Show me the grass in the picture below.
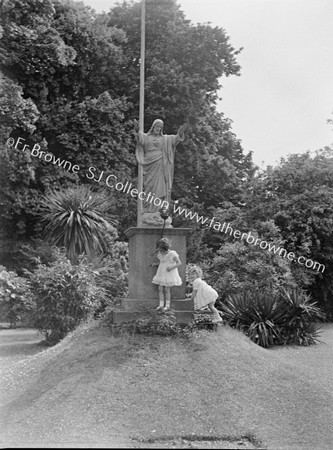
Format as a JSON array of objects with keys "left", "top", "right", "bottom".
[{"left": 1, "top": 321, "right": 333, "bottom": 449}]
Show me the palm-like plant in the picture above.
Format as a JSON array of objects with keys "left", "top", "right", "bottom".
[
  {"left": 222, "top": 287, "right": 325, "bottom": 348},
  {"left": 279, "top": 288, "right": 325, "bottom": 345},
  {"left": 40, "top": 186, "right": 117, "bottom": 263},
  {"left": 222, "top": 290, "right": 288, "bottom": 348}
]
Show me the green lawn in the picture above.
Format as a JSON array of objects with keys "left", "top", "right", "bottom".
[{"left": 1, "top": 321, "right": 332, "bottom": 449}]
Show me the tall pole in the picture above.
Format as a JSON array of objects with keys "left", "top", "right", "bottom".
[{"left": 137, "top": 0, "right": 145, "bottom": 226}]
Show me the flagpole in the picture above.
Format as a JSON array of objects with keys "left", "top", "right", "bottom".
[{"left": 137, "top": 0, "right": 145, "bottom": 226}]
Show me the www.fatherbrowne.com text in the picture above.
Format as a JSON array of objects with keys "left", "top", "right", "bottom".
[
  {"left": 6, "top": 136, "right": 325, "bottom": 273},
  {"left": 172, "top": 204, "right": 325, "bottom": 273}
]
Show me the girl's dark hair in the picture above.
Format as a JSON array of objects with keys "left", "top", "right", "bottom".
[{"left": 157, "top": 237, "right": 171, "bottom": 251}]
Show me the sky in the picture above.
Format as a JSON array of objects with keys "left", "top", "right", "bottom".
[{"left": 82, "top": 0, "right": 333, "bottom": 167}]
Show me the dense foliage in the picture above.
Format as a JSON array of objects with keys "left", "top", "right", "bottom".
[
  {"left": 27, "top": 249, "right": 106, "bottom": 344},
  {"left": 181, "top": 149, "right": 333, "bottom": 316},
  {"left": 222, "top": 288, "right": 324, "bottom": 348},
  {"left": 0, "top": 0, "right": 253, "bottom": 242},
  {"left": 242, "top": 149, "right": 333, "bottom": 317},
  {"left": 204, "top": 228, "right": 297, "bottom": 302},
  {"left": 91, "top": 239, "right": 129, "bottom": 314},
  {"left": 0, "top": 0, "right": 332, "bottom": 329},
  {"left": 0, "top": 266, "right": 35, "bottom": 327},
  {"left": 5, "top": 239, "right": 57, "bottom": 275}
]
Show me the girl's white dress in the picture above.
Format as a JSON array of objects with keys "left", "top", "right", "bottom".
[
  {"left": 152, "top": 250, "right": 182, "bottom": 287},
  {"left": 192, "top": 277, "right": 218, "bottom": 309}
]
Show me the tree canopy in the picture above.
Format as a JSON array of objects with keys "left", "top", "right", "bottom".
[
  {"left": 242, "top": 149, "right": 333, "bottom": 316},
  {"left": 0, "top": 0, "right": 253, "bottom": 239}
]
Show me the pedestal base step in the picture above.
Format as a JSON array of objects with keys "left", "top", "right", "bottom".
[
  {"left": 112, "top": 309, "right": 194, "bottom": 325},
  {"left": 122, "top": 298, "right": 194, "bottom": 311},
  {"left": 195, "top": 322, "right": 220, "bottom": 331},
  {"left": 195, "top": 309, "right": 214, "bottom": 314}
]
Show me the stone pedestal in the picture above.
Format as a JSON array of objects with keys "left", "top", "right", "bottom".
[
  {"left": 112, "top": 227, "right": 193, "bottom": 325},
  {"left": 124, "top": 227, "right": 190, "bottom": 310}
]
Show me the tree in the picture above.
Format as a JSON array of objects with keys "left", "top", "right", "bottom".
[
  {"left": 0, "top": 74, "right": 40, "bottom": 239},
  {"left": 1, "top": 0, "right": 254, "bottom": 246},
  {"left": 0, "top": 0, "right": 134, "bottom": 238},
  {"left": 243, "top": 149, "right": 333, "bottom": 316},
  {"left": 0, "top": 74, "right": 39, "bottom": 140},
  {"left": 107, "top": 0, "right": 253, "bottom": 211}
]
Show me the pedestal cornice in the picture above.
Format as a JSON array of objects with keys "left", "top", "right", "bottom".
[{"left": 125, "top": 227, "right": 192, "bottom": 238}]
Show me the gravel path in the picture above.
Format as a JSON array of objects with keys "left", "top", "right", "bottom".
[{"left": 0, "top": 327, "right": 44, "bottom": 363}]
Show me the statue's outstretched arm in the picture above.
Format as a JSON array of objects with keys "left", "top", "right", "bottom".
[{"left": 178, "top": 124, "right": 185, "bottom": 140}]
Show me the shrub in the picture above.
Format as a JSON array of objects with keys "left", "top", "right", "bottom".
[
  {"left": 221, "top": 290, "right": 286, "bottom": 348},
  {"left": 28, "top": 249, "right": 106, "bottom": 344},
  {"left": 204, "top": 241, "right": 298, "bottom": 302},
  {"left": 13, "top": 239, "right": 57, "bottom": 275},
  {"left": 222, "top": 288, "right": 325, "bottom": 348},
  {"left": 0, "top": 238, "right": 56, "bottom": 275},
  {"left": 90, "top": 241, "right": 129, "bottom": 314},
  {"left": 0, "top": 266, "right": 35, "bottom": 327},
  {"left": 279, "top": 288, "right": 325, "bottom": 345}
]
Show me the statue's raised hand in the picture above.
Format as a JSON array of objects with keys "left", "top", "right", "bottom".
[
  {"left": 134, "top": 119, "right": 140, "bottom": 133},
  {"left": 178, "top": 124, "right": 186, "bottom": 140}
]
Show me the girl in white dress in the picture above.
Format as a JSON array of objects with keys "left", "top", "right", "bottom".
[
  {"left": 152, "top": 238, "right": 182, "bottom": 311},
  {"left": 190, "top": 266, "right": 222, "bottom": 323}
]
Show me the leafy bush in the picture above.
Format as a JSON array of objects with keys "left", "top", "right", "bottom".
[
  {"left": 28, "top": 249, "right": 106, "bottom": 344},
  {"left": 221, "top": 288, "right": 325, "bottom": 348},
  {"left": 204, "top": 240, "right": 298, "bottom": 302},
  {"left": 10, "top": 239, "right": 57, "bottom": 275},
  {"left": 91, "top": 241, "right": 129, "bottom": 313},
  {"left": 0, "top": 266, "right": 35, "bottom": 327}
]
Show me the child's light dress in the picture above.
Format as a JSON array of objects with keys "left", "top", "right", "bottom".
[
  {"left": 152, "top": 250, "right": 182, "bottom": 287},
  {"left": 192, "top": 277, "right": 218, "bottom": 310}
]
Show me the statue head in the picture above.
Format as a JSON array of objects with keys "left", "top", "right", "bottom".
[{"left": 148, "top": 119, "right": 164, "bottom": 136}]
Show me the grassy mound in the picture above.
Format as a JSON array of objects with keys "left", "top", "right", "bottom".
[{"left": 1, "top": 321, "right": 332, "bottom": 449}]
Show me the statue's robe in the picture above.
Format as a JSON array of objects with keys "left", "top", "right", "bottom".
[{"left": 136, "top": 131, "right": 183, "bottom": 213}]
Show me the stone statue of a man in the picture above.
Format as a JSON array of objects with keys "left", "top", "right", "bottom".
[{"left": 134, "top": 118, "right": 185, "bottom": 226}]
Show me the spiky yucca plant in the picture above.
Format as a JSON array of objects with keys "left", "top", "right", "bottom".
[
  {"left": 222, "top": 288, "right": 325, "bottom": 348},
  {"left": 280, "top": 288, "right": 325, "bottom": 345},
  {"left": 40, "top": 186, "right": 117, "bottom": 263},
  {"left": 222, "top": 290, "right": 288, "bottom": 348}
]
